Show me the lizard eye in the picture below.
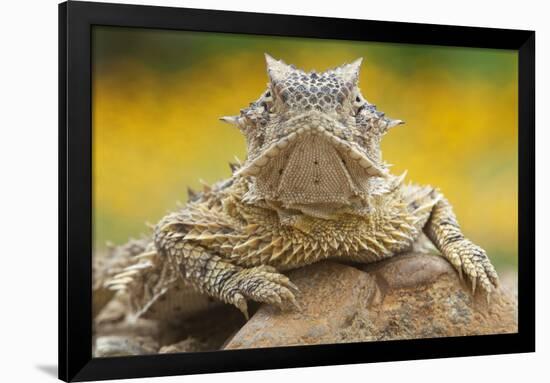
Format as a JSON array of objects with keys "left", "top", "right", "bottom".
[
  {"left": 261, "top": 89, "right": 275, "bottom": 111},
  {"left": 352, "top": 92, "right": 367, "bottom": 115}
]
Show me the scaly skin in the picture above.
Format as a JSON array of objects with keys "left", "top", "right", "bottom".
[{"left": 98, "top": 55, "right": 499, "bottom": 321}]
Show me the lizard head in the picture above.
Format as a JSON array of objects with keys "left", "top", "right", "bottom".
[{"left": 221, "top": 54, "right": 402, "bottom": 218}]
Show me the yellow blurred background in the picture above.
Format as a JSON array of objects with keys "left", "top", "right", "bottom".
[{"left": 92, "top": 27, "right": 518, "bottom": 270}]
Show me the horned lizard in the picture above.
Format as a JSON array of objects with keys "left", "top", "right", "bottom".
[{"left": 95, "top": 54, "right": 499, "bottom": 326}]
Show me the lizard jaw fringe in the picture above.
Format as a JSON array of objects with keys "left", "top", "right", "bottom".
[{"left": 235, "top": 112, "right": 387, "bottom": 180}]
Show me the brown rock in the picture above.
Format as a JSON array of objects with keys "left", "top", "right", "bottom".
[
  {"left": 224, "top": 253, "right": 517, "bottom": 349},
  {"left": 225, "top": 261, "right": 378, "bottom": 349}
]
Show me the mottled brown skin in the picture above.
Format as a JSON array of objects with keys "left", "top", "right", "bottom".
[{"left": 99, "top": 55, "right": 499, "bottom": 321}]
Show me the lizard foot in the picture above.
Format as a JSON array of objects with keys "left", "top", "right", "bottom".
[
  {"left": 442, "top": 239, "right": 499, "bottom": 300},
  {"left": 225, "top": 265, "right": 300, "bottom": 319}
]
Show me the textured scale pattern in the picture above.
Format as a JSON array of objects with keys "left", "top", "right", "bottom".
[{"left": 95, "top": 54, "right": 499, "bottom": 322}]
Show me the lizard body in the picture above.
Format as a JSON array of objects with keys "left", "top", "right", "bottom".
[{"left": 97, "top": 55, "right": 498, "bottom": 322}]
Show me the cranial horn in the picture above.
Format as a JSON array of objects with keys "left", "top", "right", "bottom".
[
  {"left": 378, "top": 118, "right": 404, "bottom": 134},
  {"left": 265, "top": 53, "right": 294, "bottom": 84},
  {"left": 335, "top": 57, "right": 363, "bottom": 85},
  {"left": 219, "top": 115, "right": 240, "bottom": 125},
  {"left": 388, "top": 119, "right": 404, "bottom": 129}
]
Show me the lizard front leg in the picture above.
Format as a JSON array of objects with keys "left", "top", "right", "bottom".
[
  {"left": 154, "top": 215, "right": 299, "bottom": 318},
  {"left": 421, "top": 192, "right": 499, "bottom": 296}
]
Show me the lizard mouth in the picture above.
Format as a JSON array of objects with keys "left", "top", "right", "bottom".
[
  {"left": 235, "top": 114, "right": 386, "bottom": 179},
  {"left": 235, "top": 113, "right": 387, "bottom": 208}
]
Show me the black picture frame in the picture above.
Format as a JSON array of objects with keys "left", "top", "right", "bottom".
[{"left": 58, "top": 1, "right": 535, "bottom": 381}]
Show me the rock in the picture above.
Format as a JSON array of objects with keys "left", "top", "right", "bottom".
[
  {"left": 95, "top": 335, "right": 159, "bottom": 357},
  {"left": 93, "top": 294, "right": 161, "bottom": 357},
  {"left": 500, "top": 270, "right": 518, "bottom": 299},
  {"left": 358, "top": 253, "right": 517, "bottom": 340},
  {"left": 158, "top": 305, "right": 247, "bottom": 352},
  {"left": 93, "top": 293, "right": 246, "bottom": 356},
  {"left": 159, "top": 337, "right": 213, "bottom": 353},
  {"left": 225, "top": 261, "right": 377, "bottom": 348},
  {"left": 224, "top": 253, "right": 517, "bottom": 349}
]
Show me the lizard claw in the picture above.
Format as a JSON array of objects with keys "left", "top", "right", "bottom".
[
  {"left": 233, "top": 293, "right": 249, "bottom": 320},
  {"left": 285, "top": 280, "right": 300, "bottom": 294},
  {"left": 226, "top": 266, "right": 299, "bottom": 315},
  {"left": 287, "top": 294, "right": 301, "bottom": 311},
  {"left": 442, "top": 239, "right": 499, "bottom": 298}
]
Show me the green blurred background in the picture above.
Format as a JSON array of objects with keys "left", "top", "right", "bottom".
[{"left": 92, "top": 27, "right": 518, "bottom": 271}]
